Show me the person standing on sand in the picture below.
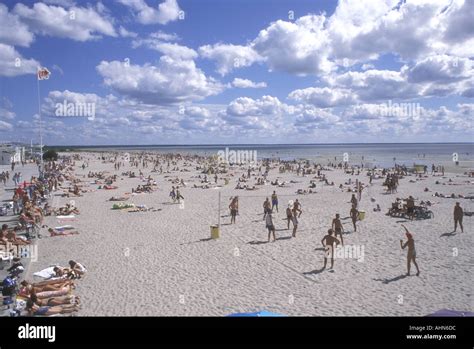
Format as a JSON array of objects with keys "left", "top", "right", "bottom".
[
  {"left": 453, "top": 202, "right": 464, "bottom": 233},
  {"left": 229, "top": 197, "right": 238, "bottom": 224},
  {"left": 265, "top": 211, "right": 276, "bottom": 242},
  {"left": 400, "top": 225, "right": 420, "bottom": 276},
  {"left": 332, "top": 213, "right": 344, "bottom": 245},
  {"left": 271, "top": 191, "right": 278, "bottom": 212},
  {"left": 351, "top": 194, "right": 358, "bottom": 208},
  {"left": 293, "top": 199, "right": 302, "bottom": 217},
  {"left": 321, "top": 229, "right": 340, "bottom": 270},
  {"left": 263, "top": 198, "right": 271, "bottom": 220},
  {"left": 406, "top": 196, "right": 415, "bottom": 220},
  {"left": 350, "top": 205, "right": 359, "bottom": 232},
  {"left": 286, "top": 205, "right": 293, "bottom": 230},
  {"left": 169, "top": 186, "right": 176, "bottom": 202},
  {"left": 291, "top": 212, "right": 298, "bottom": 237}
]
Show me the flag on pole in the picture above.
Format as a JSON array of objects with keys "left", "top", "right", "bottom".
[{"left": 37, "top": 67, "right": 51, "bottom": 80}]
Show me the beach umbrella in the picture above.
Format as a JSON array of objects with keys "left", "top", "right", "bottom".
[
  {"left": 227, "top": 310, "right": 285, "bottom": 317},
  {"left": 426, "top": 309, "right": 474, "bottom": 317}
]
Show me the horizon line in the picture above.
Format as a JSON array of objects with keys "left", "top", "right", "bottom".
[{"left": 41, "top": 142, "right": 474, "bottom": 148}]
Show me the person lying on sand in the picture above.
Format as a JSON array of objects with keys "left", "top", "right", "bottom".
[
  {"left": 109, "top": 196, "right": 129, "bottom": 201},
  {"left": 19, "top": 281, "right": 75, "bottom": 299},
  {"left": 48, "top": 228, "right": 79, "bottom": 237},
  {"left": 26, "top": 298, "right": 80, "bottom": 316},
  {"left": 29, "top": 291, "right": 80, "bottom": 307}
]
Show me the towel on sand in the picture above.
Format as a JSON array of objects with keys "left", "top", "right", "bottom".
[{"left": 33, "top": 266, "right": 60, "bottom": 279}]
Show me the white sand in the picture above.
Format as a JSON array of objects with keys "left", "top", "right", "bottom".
[{"left": 27, "top": 153, "right": 473, "bottom": 316}]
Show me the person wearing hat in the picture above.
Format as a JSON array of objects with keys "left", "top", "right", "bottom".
[
  {"left": 453, "top": 202, "right": 464, "bottom": 233},
  {"left": 400, "top": 225, "right": 420, "bottom": 276}
]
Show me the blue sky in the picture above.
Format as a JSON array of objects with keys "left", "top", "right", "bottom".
[{"left": 0, "top": 0, "right": 473, "bottom": 145}]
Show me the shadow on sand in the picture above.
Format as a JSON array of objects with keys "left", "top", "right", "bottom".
[
  {"left": 440, "top": 231, "right": 457, "bottom": 237},
  {"left": 373, "top": 274, "right": 407, "bottom": 284},
  {"left": 303, "top": 267, "right": 326, "bottom": 276}
]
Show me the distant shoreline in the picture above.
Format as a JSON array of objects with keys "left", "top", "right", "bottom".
[{"left": 45, "top": 142, "right": 474, "bottom": 149}]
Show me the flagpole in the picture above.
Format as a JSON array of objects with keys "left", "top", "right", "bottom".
[{"left": 36, "top": 70, "right": 43, "bottom": 171}]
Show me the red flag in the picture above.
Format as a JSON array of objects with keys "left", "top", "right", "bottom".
[{"left": 37, "top": 67, "right": 51, "bottom": 80}]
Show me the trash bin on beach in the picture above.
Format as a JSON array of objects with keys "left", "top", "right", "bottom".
[
  {"left": 211, "top": 225, "right": 220, "bottom": 239},
  {"left": 358, "top": 211, "right": 366, "bottom": 221}
]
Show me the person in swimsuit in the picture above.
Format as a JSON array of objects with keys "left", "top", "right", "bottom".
[
  {"left": 69, "top": 260, "right": 87, "bottom": 278},
  {"left": 350, "top": 205, "right": 359, "bottom": 232},
  {"left": 453, "top": 202, "right": 464, "bottom": 233},
  {"left": 351, "top": 194, "right": 358, "bottom": 208},
  {"left": 265, "top": 211, "right": 276, "bottom": 242},
  {"left": 286, "top": 205, "right": 293, "bottom": 230},
  {"left": 263, "top": 198, "right": 271, "bottom": 220},
  {"left": 406, "top": 196, "right": 415, "bottom": 220},
  {"left": 332, "top": 214, "right": 344, "bottom": 245},
  {"left": 293, "top": 199, "right": 302, "bottom": 217},
  {"left": 26, "top": 299, "right": 80, "bottom": 316},
  {"left": 229, "top": 197, "right": 238, "bottom": 224},
  {"left": 271, "top": 191, "right": 278, "bottom": 212},
  {"left": 291, "top": 214, "right": 298, "bottom": 238},
  {"left": 321, "top": 229, "right": 340, "bottom": 269},
  {"left": 400, "top": 225, "right": 420, "bottom": 276},
  {"left": 48, "top": 228, "right": 79, "bottom": 237},
  {"left": 30, "top": 290, "right": 80, "bottom": 307}
]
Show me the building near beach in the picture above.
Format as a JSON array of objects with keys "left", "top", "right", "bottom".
[{"left": 0, "top": 144, "right": 24, "bottom": 165}]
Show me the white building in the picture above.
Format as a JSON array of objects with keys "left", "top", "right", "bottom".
[{"left": 0, "top": 145, "right": 23, "bottom": 165}]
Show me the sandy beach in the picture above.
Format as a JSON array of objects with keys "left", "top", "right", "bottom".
[{"left": 22, "top": 151, "right": 473, "bottom": 316}]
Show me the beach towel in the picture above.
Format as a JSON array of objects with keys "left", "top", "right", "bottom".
[
  {"left": 54, "top": 225, "right": 75, "bottom": 231},
  {"left": 56, "top": 215, "right": 76, "bottom": 221},
  {"left": 112, "top": 203, "right": 135, "bottom": 210},
  {"left": 33, "top": 266, "right": 60, "bottom": 279}
]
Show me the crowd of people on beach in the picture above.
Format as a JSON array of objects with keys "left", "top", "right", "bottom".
[{"left": 2, "top": 148, "right": 470, "bottom": 316}]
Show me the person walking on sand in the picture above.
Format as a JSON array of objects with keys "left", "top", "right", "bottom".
[
  {"left": 265, "top": 211, "right": 276, "bottom": 242},
  {"left": 400, "top": 225, "right": 420, "bottom": 276},
  {"left": 453, "top": 202, "right": 464, "bottom": 233},
  {"left": 271, "top": 191, "right": 278, "bottom": 212},
  {"left": 350, "top": 204, "right": 359, "bottom": 232},
  {"left": 332, "top": 213, "right": 344, "bottom": 245},
  {"left": 321, "top": 229, "right": 340, "bottom": 270}
]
